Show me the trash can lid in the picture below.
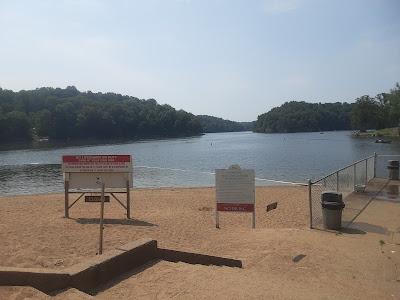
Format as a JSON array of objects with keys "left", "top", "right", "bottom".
[
  {"left": 387, "top": 165, "right": 399, "bottom": 169},
  {"left": 321, "top": 201, "right": 345, "bottom": 210},
  {"left": 388, "top": 160, "right": 400, "bottom": 167},
  {"left": 321, "top": 191, "right": 343, "bottom": 203}
]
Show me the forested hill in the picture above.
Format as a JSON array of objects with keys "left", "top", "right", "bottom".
[
  {"left": 196, "top": 115, "right": 254, "bottom": 133},
  {"left": 351, "top": 83, "right": 400, "bottom": 131},
  {"left": 254, "top": 101, "right": 354, "bottom": 133},
  {"left": 254, "top": 83, "right": 400, "bottom": 133},
  {"left": 0, "top": 86, "right": 202, "bottom": 142}
]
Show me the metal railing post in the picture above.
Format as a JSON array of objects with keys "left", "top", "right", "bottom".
[
  {"left": 64, "top": 180, "right": 69, "bottom": 218},
  {"left": 373, "top": 152, "right": 377, "bottom": 178},
  {"left": 353, "top": 164, "right": 356, "bottom": 190},
  {"left": 336, "top": 171, "right": 339, "bottom": 192},
  {"left": 126, "top": 180, "right": 131, "bottom": 219},
  {"left": 365, "top": 159, "right": 368, "bottom": 185},
  {"left": 308, "top": 179, "right": 313, "bottom": 229}
]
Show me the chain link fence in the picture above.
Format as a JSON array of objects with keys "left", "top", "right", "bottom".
[{"left": 308, "top": 154, "right": 376, "bottom": 229}]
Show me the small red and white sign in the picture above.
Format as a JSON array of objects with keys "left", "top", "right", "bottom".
[
  {"left": 216, "top": 203, "right": 254, "bottom": 212},
  {"left": 215, "top": 165, "right": 255, "bottom": 212},
  {"left": 62, "top": 155, "right": 132, "bottom": 173}
]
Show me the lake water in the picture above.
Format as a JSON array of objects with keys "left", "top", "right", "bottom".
[{"left": 0, "top": 131, "right": 399, "bottom": 195}]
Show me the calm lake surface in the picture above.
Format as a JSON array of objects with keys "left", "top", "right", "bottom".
[{"left": 0, "top": 131, "right": 399, "bottom": 195}]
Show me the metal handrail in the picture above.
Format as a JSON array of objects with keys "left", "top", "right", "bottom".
[{"left": 311, "top": 154, "right": 375, "bottom": 184}]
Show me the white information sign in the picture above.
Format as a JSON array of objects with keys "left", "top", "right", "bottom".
[
  {"left": 216, "top": 166, "right": 255, "bottom": 212},
  {"left": 215, "top": 165, "right": 256, "bottom": 228}
]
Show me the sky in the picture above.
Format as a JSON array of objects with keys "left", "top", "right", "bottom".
[{"left": 0, "top": 0, "right": 399, "bottom": 121}]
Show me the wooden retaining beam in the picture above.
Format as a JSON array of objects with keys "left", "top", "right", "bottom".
[
  {"left": 69, "top": 239, "right": 158, "bottom": 293},
  {"left": 0, "top": 267, "right": 69, "bottom": 293},
  {"left": 158, "top": 248, "right": 243, "bottom": 268}
]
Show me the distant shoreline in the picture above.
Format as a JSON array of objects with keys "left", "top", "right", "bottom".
[
  {"left": 352, "top": 127, "right": 400, "bottom": 139},
  {"left": 0, "top": 133, "right": 206, "bottom": 151}
]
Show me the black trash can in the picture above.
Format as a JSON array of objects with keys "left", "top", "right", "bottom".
[
  {"left": 321, "top": 192, "right": 345, "bottom": 230},
  {"left": 387, "top": 160, "right": 399, "bottom": 180}
]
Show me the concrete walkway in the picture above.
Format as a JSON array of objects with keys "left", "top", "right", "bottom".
[
  {"left": 345, "top": 178, "right": 400, "bottom": 238},
  {"left": 346, "top": 178, "right": 400, "bottom": 284}
]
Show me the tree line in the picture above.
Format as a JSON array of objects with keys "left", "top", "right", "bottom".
[
  {"left": 254, "top": 83, "right": 400, "bottom": 133},
  {"left": 196, "top": 115, "right": 254, "bottom": 133},
  {"left": 254, "top": 102, "right": 353, "bottom": 133},
  {"left": 351, "top": 83, "right": 400, "bottom": 131},
  {"left": 2, "top": 83, "right": 399, "bottom": 143},
  {"left": 0, "top": 86, "right": 202, "bottom": 142}
]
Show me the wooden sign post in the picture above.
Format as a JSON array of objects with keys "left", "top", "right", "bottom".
[
  {"left": 99, "top": 181, "right": 105, "bottom": 255},
  {"left": 215, "top": 165, "right": 256, "bottom": 228}
]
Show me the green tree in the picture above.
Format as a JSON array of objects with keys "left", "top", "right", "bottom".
[
  {"left": 351, "top": 96, "right": 383, "bottom": 131},
  {"left": 0, "top": 111, "right": 32, "bottom": 141},
  {"left": 32, "top": 109, "right": 52, "bottom": 137}
]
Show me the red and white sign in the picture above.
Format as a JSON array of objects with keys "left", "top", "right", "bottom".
[
  {"left": 215, "top": 166, "right": 255, "bottom": 212},
  {"left": 216, "top": 203, "right": 254, "bottom": 212},
  {"left": 62, "top": 155, "right": 133, "bottom": 189},
  {"left": 62, "top": 155, "right": 132, "bottom": 173}
]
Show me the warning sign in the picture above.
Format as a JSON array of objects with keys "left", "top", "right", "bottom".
[{"left": 62, "top": 155, "right": 132, "bottom": 173}]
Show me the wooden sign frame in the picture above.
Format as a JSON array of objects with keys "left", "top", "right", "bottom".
[{"left": 62, "top": 155, "right": 133, "bottom": 219}]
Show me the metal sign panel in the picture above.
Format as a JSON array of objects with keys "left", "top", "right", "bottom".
[
  {"left": 62, "top": 155, "right": 132, "bottom": 173},
  {"left": 215, "top": 166, "right": 255, "bottom": 212}
]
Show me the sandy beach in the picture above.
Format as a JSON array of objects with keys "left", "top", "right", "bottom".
[{"left": 0, "top": 186, "right": 399, "bottom": 299}]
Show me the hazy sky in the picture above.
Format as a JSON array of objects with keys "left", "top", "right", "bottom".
[{"left": 0, "top": 0, "right": 399, "bottom": 121}]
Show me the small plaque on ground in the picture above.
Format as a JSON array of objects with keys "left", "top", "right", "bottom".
[
  {"left": 85, "top": 195, "right": 110, "bottom": 202},
  {"left": 266, "top": 202, "right": 278, "bottom": 212}
]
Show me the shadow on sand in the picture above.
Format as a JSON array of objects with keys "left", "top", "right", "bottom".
[
  {"left": 74, "top": 218, "right": 157, "bottom": 227},
  {"left": 339, "top": 227, "right": 366, "bottom": 235},
  {"left": 347, "top": 222, "right": 388, "bottom": 235}
]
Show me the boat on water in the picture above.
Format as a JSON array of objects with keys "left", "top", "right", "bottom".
[{"left": 375, "top": 139, "right": 392, "bottom": 144}]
